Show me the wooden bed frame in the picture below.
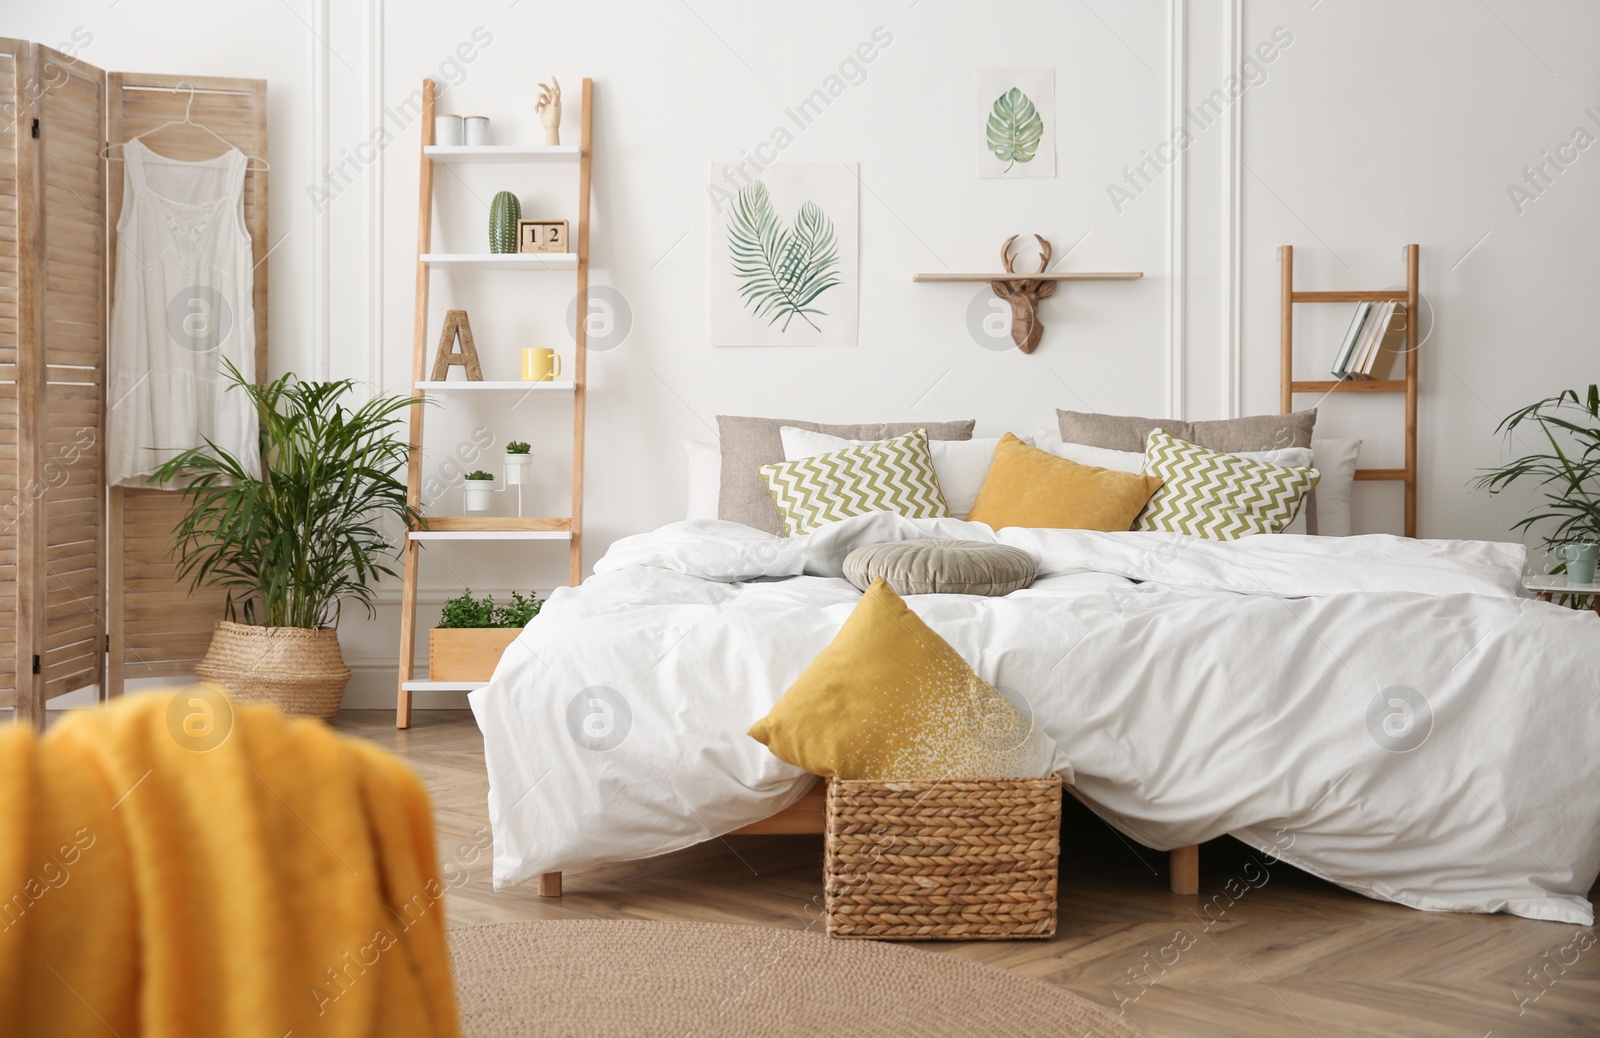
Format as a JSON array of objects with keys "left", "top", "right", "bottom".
[
  {"left": 531, "top": 243, "right": 1421, "bottom": 901},
  {"left": 532, "top": 782, "right": 1201, "bottom": 897}
]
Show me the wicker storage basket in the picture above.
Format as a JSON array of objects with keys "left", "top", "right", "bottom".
[
  {"left": 194, "top": 621, "right": 352, "bottom": 719},
  {"left": 824, "top": 777, "right": 1061, "bottom": 941}
]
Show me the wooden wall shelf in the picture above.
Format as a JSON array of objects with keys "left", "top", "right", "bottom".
[{"left": 912, "top": 271, "right": 1143, "bottom": 282}]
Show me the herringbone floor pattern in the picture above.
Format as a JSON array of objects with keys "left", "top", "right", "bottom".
[{"left": 335, "top": 710, "right": 1600, "bottom": 1038}]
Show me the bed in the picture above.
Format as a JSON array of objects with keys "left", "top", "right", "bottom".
[{"left": 470, "top": 511, "right": 1600, "bottom": 925}]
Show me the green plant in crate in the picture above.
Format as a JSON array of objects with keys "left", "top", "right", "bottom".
[
  {"left": 489, "top": 191, "right": 521, "bottom": 254},
  {"left": 438, "top": 589, "right": 542, "bottom": 629},
  {"left": 1474, "top": 385, "right": 1600, "bottom": 550}
]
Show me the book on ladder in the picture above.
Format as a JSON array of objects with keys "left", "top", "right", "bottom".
[
  {"left": 394, "top": 77, "right": 594, "bottom": 730},
  {"left": 1330, "top": 299, "right": 1408, "bottom": 381}
]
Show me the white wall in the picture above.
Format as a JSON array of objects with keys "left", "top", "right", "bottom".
[{"left": 11, "top": 2, "right": 1598, "bottom": 708}]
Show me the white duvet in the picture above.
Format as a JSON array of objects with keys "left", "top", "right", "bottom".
[{"left": 470, "top": 514, "right": 1600, "bottom": 924}]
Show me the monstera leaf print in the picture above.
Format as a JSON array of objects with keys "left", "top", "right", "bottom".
[
  {"left": 986, "top": 87, "right": 1044, "bottom": 172},
  {"left": 727, "top": 182, "right": 841, "bottom": 333}
]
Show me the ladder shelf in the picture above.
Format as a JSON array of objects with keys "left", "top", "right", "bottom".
[
  {"left": 1279, "top": 243, "right": 1420, "bottom": 537},
  {"left": 395, "top": 77, "right": 593, "bottom": 728}
]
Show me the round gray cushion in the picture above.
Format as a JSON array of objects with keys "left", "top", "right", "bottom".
[{"left": 843, "top": 539, "right": 1037, "bottom": 597}]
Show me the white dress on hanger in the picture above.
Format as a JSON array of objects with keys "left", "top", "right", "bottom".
[{"left": 108, "top": 138, "right": 258, "bottom": 487}]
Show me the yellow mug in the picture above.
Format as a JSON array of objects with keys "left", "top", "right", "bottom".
[{"left": 521, "top": 347, "right": 562, "bottom": 382}]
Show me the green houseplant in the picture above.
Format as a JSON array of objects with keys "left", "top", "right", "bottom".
[
  {"left": 430, "top": 589, "right": 542, "bottom": 682},
  {"left": 152, "top": 362, "right": 421, "bottom": 718},
  {"left": 504, "top": 439, "right": 532, "bottom": 485},
  {"left": 463, "top": 469, "right": 495, "bottom": 512},
  {"left": 1474, "top": 384, "right": 1600, "bottom": 575}
]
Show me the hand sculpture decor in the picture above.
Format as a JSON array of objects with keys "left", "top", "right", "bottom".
[{"left": 536, "top": 77, "right": 561, "bottom": 145}]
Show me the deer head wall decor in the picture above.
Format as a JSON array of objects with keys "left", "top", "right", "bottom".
[{"left": 989, "top": 234, "right": 1057, "bottom": 353}]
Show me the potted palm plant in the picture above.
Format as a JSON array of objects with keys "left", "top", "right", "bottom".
[
  {"left": 152, "top": 362, "right": 421, "bottom": 718},
  {"left": 430, "top": 589, "right": 541, "bottom": 682},
  {"left": 1475, "top": 384, "right": 1600, "bottom": 579}
]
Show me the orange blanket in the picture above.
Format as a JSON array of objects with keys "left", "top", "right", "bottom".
[{"left": 0, "top": 689, "right": 460, "bottom": 1038}]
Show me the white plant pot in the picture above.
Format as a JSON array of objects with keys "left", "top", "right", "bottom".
[
  {"left": 504, "top": 453, "right": 531, "bottom": 485},
  {"left": 464, "top": 481, "right": 494, "bottom": 512}
]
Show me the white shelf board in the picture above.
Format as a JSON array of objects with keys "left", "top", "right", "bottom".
[
  {"left": 401, "top": 679, "right": 488, "bottom": 692},
  {"left": 424, "top": 144, "right": 579, "bottom": 163},
  {"left": 1524, "top": 576, "right": 1600, "bottom": 594},
  {"left": 421, "top": 253, "right": 578, "bottom": 270},
  {"left": 415, "top": 380, "right": 575, "bottom": 392},
  {"left": 409, "top": 530, "right": 572, "bottom": 542}
]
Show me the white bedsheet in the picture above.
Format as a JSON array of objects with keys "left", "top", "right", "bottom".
[{"left": 470, "top": 514, "right": 1600, "bottom": 923}]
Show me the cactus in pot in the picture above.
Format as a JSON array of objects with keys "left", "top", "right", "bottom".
[{"left": 489, "top": 191, "right": 521, "bottom": 254}]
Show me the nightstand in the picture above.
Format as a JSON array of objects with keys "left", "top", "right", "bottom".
[{"left": 1524, "top": 575, "right": 1600, "bottom": 615}]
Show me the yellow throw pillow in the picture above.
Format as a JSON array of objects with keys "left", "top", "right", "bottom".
[
  {"left": 966, "top": 433, "right": 1162, "bottom": 531},
  {"left": 748, "top": 578, "right": 1058, "bottom": 780}
]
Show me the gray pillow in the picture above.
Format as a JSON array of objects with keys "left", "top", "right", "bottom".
[
  {"left": 1056, "top": 409, "right": 1317, "bottom": 453},
  {"left": 843, "top": 539, "right": 1037, "bottom": 597},
  {"left": 716, "top": 416, "right": 976, "bottom": 534},
  {"left": 1056, "top": 407, "right": 1321, "bottom": 532}
]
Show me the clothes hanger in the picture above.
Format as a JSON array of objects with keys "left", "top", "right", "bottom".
[{"left": 100, "top": 81, "right": 270, "bottom": 171}]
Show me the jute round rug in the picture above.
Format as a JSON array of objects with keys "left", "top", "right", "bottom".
[{"left": 450, "top": 920, "right": 1142, "bottom": 1038}]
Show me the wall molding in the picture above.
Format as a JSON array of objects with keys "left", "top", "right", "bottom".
[
  {"left": 367, "top": 0, "right": 385, "bottom": 391},
  {"left": 1221, "top": 0, "right": 1242, "bottom": 417},
  {"left": 311, "top": 0, "right": 331, "bottom": 379},
  {"left": 1166, "top": 0, "right": 1188, "bottom": 420}
]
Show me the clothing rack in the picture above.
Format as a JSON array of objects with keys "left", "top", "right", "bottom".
[{"left": 1279, "top": 244, "right": 1421, "bottom": 537}]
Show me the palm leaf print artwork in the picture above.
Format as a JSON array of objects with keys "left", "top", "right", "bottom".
[
  {"left": 986, "top": 87, "right": 1044, "bottom": 172},
  {"left": 727, "top": 182, "right": 841, "bottom": 333}
]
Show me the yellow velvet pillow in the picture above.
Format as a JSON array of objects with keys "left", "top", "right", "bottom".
[
  {"left": 965, "top": 433, "right": 1161, "bottom": 531},
  {"left": 748, "top": 578, "right": 1058, "bottom": 780}
]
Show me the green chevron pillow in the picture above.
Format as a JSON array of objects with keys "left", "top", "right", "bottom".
[
  {"left": 760, "top": 428, "right": 949, "bottom": 536},
  {"left": 1137, "top": 428, "right": 1319, "bottom": 539}
]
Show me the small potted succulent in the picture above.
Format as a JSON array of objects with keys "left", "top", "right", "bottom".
[
  {"left": 463, "top": 469, "right": 495, "bottom": 512},
  {"left": 504, "top": 440, "right": 532, "bottom": 485},
  {"left": 430, "top": 589, "right": 542, "bottom": 682}
]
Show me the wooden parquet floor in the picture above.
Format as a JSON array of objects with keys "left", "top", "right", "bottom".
[{"left": 334, "top": 710, "right": 1600, "bottom": 1038}]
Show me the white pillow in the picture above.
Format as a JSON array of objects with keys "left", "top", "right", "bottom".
[
  {"left": 1308, "top": 438, "right": 1361, "bottom": 537},
  {"left": 1038, "top": 436, "right": 1313, "bottom": 474},
  {"left": 684, "top": 439, "right": 721, "bottom": 521},
  {"left": 1033, "top": 427, "right": 1316, "bottom": 532},
  {"left": 778, "top": 427, "right": 1019, "bottom": 519}
]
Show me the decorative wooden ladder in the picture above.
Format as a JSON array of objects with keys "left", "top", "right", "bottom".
[
  {"left": 395, "top": 77, "right": 592, "bottom": 729},
  {"left": 1279, "top": 244, "right": 1421, "bottom": 536}
]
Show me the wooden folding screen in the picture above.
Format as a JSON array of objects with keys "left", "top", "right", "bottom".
[
  {"left": 0, "top": 41, "right": 110, "bottom": 727},
  {"left": 0, "top": 41, "right": 25, "bottom": 717},
  {"left": 0, "top": 41, "right": 267, "bottom": 724},
  {"left": 104, "top": 74, "right": 268, "bottom": 698}
]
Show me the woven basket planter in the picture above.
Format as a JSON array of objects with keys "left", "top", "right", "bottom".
[
  {"left": 194, "top": 621, "right": 352, "bottom": 719},
  {"left": 824, "top": 778, "right": 1061, "bottom": 941}
]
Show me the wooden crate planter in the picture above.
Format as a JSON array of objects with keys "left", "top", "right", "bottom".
[
  {"left": 428, "top": 628, "right": 520, "bottom": 682},
  {"left": 824, "top": 777, "right": 1061, "bottom": 941}
]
